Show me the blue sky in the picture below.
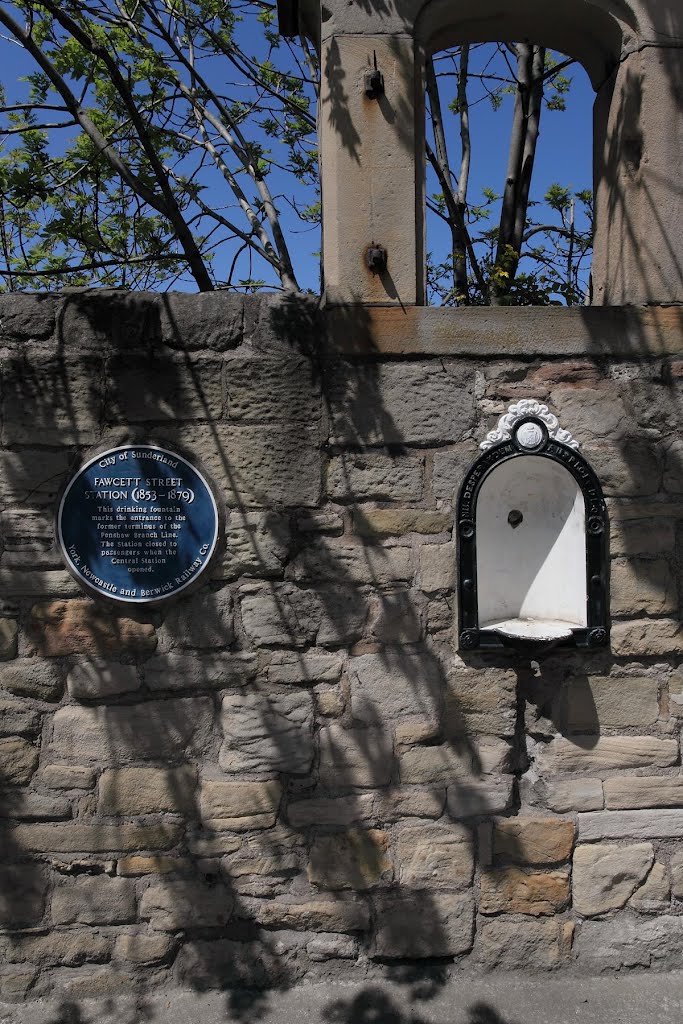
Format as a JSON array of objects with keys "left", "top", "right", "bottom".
[{"left": 0, "top": 7, "right": 595, "bottom": 296}]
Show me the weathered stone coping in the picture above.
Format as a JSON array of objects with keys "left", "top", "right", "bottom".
[{"left": 325, "top": 304, "right": 683, "bottom": 358}]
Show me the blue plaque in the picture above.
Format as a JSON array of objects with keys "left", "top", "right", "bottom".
[{"left": 57, "top": 444, "right": 219, "bottom": 603}]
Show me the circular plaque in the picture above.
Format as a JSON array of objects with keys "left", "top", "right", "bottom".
[
  {"left": 515, "top": 420, "right": 544, "bottom": 450},
  {"left": 57, "top": 444, "right": 219, "bottom": 604}
]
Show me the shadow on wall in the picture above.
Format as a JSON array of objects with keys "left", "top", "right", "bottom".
[{"left": 0, "top": 289, "right": 527, "bottom": 1021}]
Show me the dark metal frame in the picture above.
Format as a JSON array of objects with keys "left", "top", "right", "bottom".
[{"left": 456, "top": 416, "right": 610, "bottom": 652}]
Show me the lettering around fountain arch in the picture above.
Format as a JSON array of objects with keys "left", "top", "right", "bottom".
[{"left": 57, "top": 444, "right": 220, "bottom": 604}]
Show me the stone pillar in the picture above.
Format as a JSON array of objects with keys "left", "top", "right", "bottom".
[
  {"left": 320, "top": 34, "right": 422, "bottom": 305},
  {"left": 592, "top": 42, "right": 683, "bottom": 305}
]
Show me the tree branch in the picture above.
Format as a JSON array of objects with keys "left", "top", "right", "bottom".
[{"left": 36, "top": 0, "right": 214, "bottom": 290}]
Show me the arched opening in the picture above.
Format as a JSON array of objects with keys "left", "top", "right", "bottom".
[
  {"left": 423, "top": 42, "right": 597, "bottom": 306},
  {"left": 415, "top": 0, "right": 632, "bottom": 306},
  {"left": 476, "top": 456, "right": 587, "bottom": 636}
]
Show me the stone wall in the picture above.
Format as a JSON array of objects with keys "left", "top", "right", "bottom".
[{"left": 0, "top": 290, "right": 681, "bottom": 1003}]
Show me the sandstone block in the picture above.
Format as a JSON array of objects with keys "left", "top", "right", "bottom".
[
  {"left": 630, "top": 862, "right": 670, "bottom": 913},
  {"left": 610, "top": 517, "right": 676, "bottom": 557},
  {"left": 573, "top": 843, "right": 654, "bottom": 916},
  {"left": 99, "top": 765, "right": 198, "bottom": 815},
  {"left": 670, "top": 851, "right": 683, "bottom": 899},
  {"left": 0, "top": 931, "right": 110, "bottom": 967},
  {"left": 0, "top": 737, "right": 38, "bottom": 785},
  {"left": 0, "top": 449, "right": 71, "bottom": 507},
  {"left": 308, "top": 829, "right": 392, "bottom": 890},
  {"left": 551, "top": 387, "right": 632, "bottom": 440},
  {"left": 287, "top": 794, "right": 376, "bottom": 828},
  {"left": 354, "top": 508, "right": 452, "bottom": 537},
  {"left": 372, "top": 892, "right": 474, "bottom": 959},
  {"left": 319, "top": 724, "right": 393, "bottom": 788},
  {"left": 0, "top": 569, "right": 79, "bottom": 597},
  {"left": 287, "top": 541, "right": 412, "bottom": 586},
  {"left": 239, "top": 586, "right": 318, "bottom": 646},
  {"left": 0, "top": 791, "right": 71, "bottom": 821},
  {"left": 492, "top": 817, "right": 575, "bottom": 865},
  {"left": 219, "top": 690, "right": 314, "bottom": 775},
  {"left": 36, "top": 764, "right": 95, "bottom": 790},
  {"left": 583, "top": 440, "right": 662, "bottom": 497},
  {"left": 199, "top": 779, "right": 282, "bottom": 828},
  {"left": 3, "top": 354, "right": 102, "bottom": 444},
  {"left": 0, "top": 864, "right": 47, "bottom": 928},
  {"left": 158, "top": 291, "right": 243, "bottom": 350},
  {"left": 553, "top": 675, "right": 659, "bottom": 732},
  {"left": 59, "top": 289, "right": 159, "bottom": 349},
  {"left": 0, "top": 660, "right": 64, "bottom": 701},
  {"left": 67, "top": 660, "right": 140, "bottom": 700},
  {"left": 610, "top": 618, "right": 681, "bottom": 656},
  {"left": 536, "top": 735, "right": 678, "bottom": 773},
  {"left": 315, "top": 686, "right": 344, "bottom": 717},
  {"left": 525, "top": 777, "right": 604, "bottom": 813},
  {"left": 349, "top": 649, "right": 441, "bottom": 725},
  {"left": 118, "top": 855, "right": 191, "bottom": 876},
  {"left": 29, "top": 600, "right": 156, "bottom": 657},
  {"left": 296, "top": 511, "right": 344, "bottom": 535},
  {"left": 419, "top": 544, "right": 456, "bottom": 593},
  {"left": 0, "top": 292, "right": 57, "bottom": 340},
  {"left": 225, "top": 828, "right": 300, "bottom": 871},
  {"left": 326, "top": 361, "right": 476, "bottom": 446},
  {"left": 400, "top": 738, "right": 513, "bottom": 785},
  {"left": 6, "top": 821, "right": 182, "bottom": 853},
  {"left": 307, "top": 934, "right": 358, "bottom": 960},
  {"left": 604, "top": 776, "right": 683, "bottom": 810},
  {"left": 159, "top": 587, "right": 234, "bottom": 648},
  {"left": 576, "top": 915, "right": 683, "bottom": 970},
  {"left": 0, "top": 699, "right": 41, "bottom": 737},
  {"left": 240, "top": 584, "right": 366, "bottom": 648},
  {"left": 579, "top": 809, "right": 683, "bottom": 841},
  {"left": 394, "top": 716, "right": 440, "bottom": 746},
  {"left": 396, "top": 823, "right": 473, "bottom": 888},
  {"left": 480, "top": 867, "right": 570, "bottom": 916},
  {"left": 139, "top": 880, "right": 233, "bottom": 931},
  {"left": 237, "top": 897, "right": 370, "bottom": 933},
  {"left": 52, "top": 876, "right": 136, "bottom": 925},
  {"left": 57, "top": 968, "right": 135, "bottom": 1000},
  {"left": 0, "top": 618, "right": 17, "bottom": 660},
  {"left": 445, "top": 668, "right": 517, "bottom": 738},
  {"left": 374, "top": 786, "right": 447, "bottom": 820},
  {"left": 288, "top": 788, "right": 445, "bottom": 827},
  {"left": 215, "top": 510, "right": 290, "bottom": 580},
  {"left": 114, "top": 933, "right": 175, "bottom": 965},
  {"left": 664, "top": 439, "right": 683, "bottom": 493},
  {"left": 144, "top": 652, "right": 257, "bottom": 692},
  {"left": 0, "top": 969, "right": 38, "bottom": 999},
  {"left": 326, "top": 452, "right": 423, "bottom": 502},
  {"left": 611, "top": 558, "right": 677, "bottom": 616},
  {"left": 204, "top": 422, "right": 321, "bottom": 507},
  {"left": 432, "top": 444, "right": 480, "bottom": 502},
  {"left": 475, "top": 919, "right": 569, "bottom": 970},
  {"left": 667, "top": 667, "right": 683, "bottom": 718},
  {"left": 226, "top": 352, "right": 320, "bottom": 422},
  {"left": 447, "top": 779, "right": 514, "bottom": 818},
  {"left": 107, "top": 353, "right": 223, "bottom": 421},
  {"left": 50, "top": 698, "right": 213, "bottom": 765},
  {"left": 368, "top": 590, "right": 424, "bottom": 644},
  {"left": 174, "top": 937, "right": 285, "bottom": 989},
  {"left": 267, "top": 650, "right": 343, "bottom": 685},
  {"left": 188, "top": 833, "right": 242, "bottom": 857}
]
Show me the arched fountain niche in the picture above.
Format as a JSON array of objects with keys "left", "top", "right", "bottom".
[{"left": 457, "top": 400, "right": 609, "bottom": 653}]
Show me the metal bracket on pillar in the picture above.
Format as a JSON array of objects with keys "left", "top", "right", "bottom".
[{"left": 364, "top": 52, "right": 384, "bottom": 99}]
